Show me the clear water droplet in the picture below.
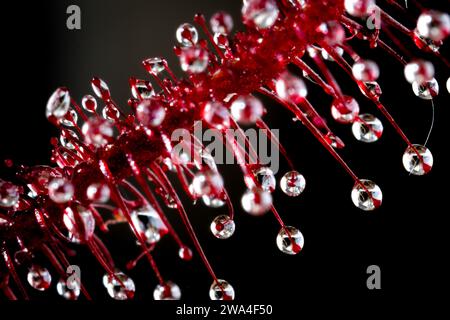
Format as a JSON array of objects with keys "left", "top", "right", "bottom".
[
  {"left": 86, "top": 183, "right": 110, "bottom": 203},
  {"left": 242, "top": 0, "right": 280, "bottom": 29},
  {"left": 63, "top": 205, "right": 96, "bottom": 243},
  {"left": 202, "top": 101, "right": 230, "bottom": 130},
  {"left": 210, "top": 11, "right": 234, "bottom": 34},
  {"left": 276, "top": 226, "right": 304, "bottom": 255},
  {"left": 136, "top": 98, "right": 166, "bottom": 127},
  {"left": 102, "top": 104, "right": 120, "bottom": 121},
  {"left": 82, "top": 117, "right": 115, "bottom": 148},
  {"left": 60, "top": 109, "right": 78, "bottom": 127},
  {"left": 253, "top": 167, "right": 276, "bottom": 192},
  {"left": 153, "top": 281, "right": 181, "bottom": 300},
  {"left": 46, "top": 88, "right": 71, "bottom": 120},
  {"left": 82, "top": 95, "right": 98, "bottom": 113},
  {"left": 179, "top": 46, "right": 209, "bottom": 74},
  {"left": 27, "top": 265, "right": 52, "bottom": 291},
  {"left": 143, "top": 57, "right": 166, "bottom": 74},
  {"left": 275, "top": 71, "right": 308, "bottom": 104},
  {"left": 209, "top": 279, "right": 235, "bottom": 300},
  {"left": 131, "top": 205, "right": 168, "bottom": 245},
  {"left": 60, "top": 130, "right": 79, "bottom": 150},
  {"left": 48, "top": 177, "right": 74, "bottom": 203},
  {"left": 412, "top": 78, "right": 439, "bottom": 100},
  {"left": 230, "top": 95, "right": 264, "bottom": 125},
  {"left": 178, "top": 246, "right": 193, "bottom": 261},
  {"left": 331, "top": 96, "right": 360, "bottom": 124},
  {"left": 210, "top": 215, "right": 235, "bottom": 239},
  {"left": 352, "top": 113, "right": 383, "bottom": 143},
  {"left": 280, "top": 171, "right": 306, "bottom": 197},
  {"left": 57, "top": 278, "right": 80, "bottom": 300},
  {"left": 91, "top": 77, "right": 111, "bottom": 101},
  {"left": 241, "top": 187, "right": 272, "bottom": 216},
  {"left": 131, "top": 79, "right": 155, "bottom": 99},
  {"left": 176, "top": 23, "right": 198, "bottom": 46},
  {"left": 103, "top": 272, "right": 135, "bottom": 300},
  {"left": 0, "top": 179, "right": 20, "bottom": 208},
  {"left": 402, "top": 144, "right": 433, "bottom": 175},
  {"left": 351, "top": 179, "right": 382, "bottom": 211},
  {"left": 202, "top": 195, "right": 225, "bottom": 208}
]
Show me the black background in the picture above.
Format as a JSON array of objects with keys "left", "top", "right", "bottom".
[{"left": 0, "top": 0, "right": 448, "bottom": 308}]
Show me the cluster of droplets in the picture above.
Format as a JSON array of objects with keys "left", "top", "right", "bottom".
[{"left": 1, "top": 0, "right": 449, "bottom": 301}]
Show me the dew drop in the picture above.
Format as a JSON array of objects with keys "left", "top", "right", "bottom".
[
  {"left": 230, "top": 95, "right": 264, "bottom": 125},
  {"left": 143, "top": 57, "right": 166, "bottom": 74},
  {"left": 136, "top": 98, "right": 166, "bottom": 127},
  {"left": 331, "top": 96, "right": 360, "bottom": 124},
  {"left": 48, "top": 177, "right": 74, "bottom": 204},
  {"left": 176, "top": 23, "right": 198, "bottom": 46},
  {"left": 46, "top": 88, "right": 71, "bottom": 120},
  {"left": 210, "top": 11, "right": 234, "bottom": 34},
  {"left": 280, "top": 171, "right": 306, "bottom": 197},
  {"left": 241, "top": 187, "right": 272, "bottom": 216},
  {"left": 57, "top": 278, "right": 80, "bottom": 300},
  {"left": 131, "top": 205, "right": 168, "bottom": 245},
  {"left": 153, "top": 281, "right": 181, "bottom": 300},
  {"left": 27, "top": 265, "right": 52, "bottom": 291},
  {"left": 63, "top": 204, "right": 96, "bottom": 243},
  {"left": 82, "top": 117, "right": 115, "bottom": 148},
  {"left": 412, "top": 78, "right": 439, "bottom": 100},
  {"left": 402, "top": 144, "right": 433, "bottom": 175},
  {"left": 351, "top": 179, "right": 382, "bottom": 211},
  {"left": 0, "top": 179, "right": 20, "bottom": 208},
  {"left": 253, "top": 167, "right": 276, "bottom": 192},
  {"left": 209, "top": 279, "right": 235, "bottom": 300},
  {"left": 242, "top": 0, "right": 280, "bottom": 29},
  {"left": 82, "top": 94, "right": 98, "bottom": 113},
  {"left": 179, "top": 46, "right": 209, "bottom": 74},
  {"left": 276, "top": 226, "right": 304, "bottom": 255},
  {"left": 352, "top": 113, "right": 383, "bottom": 143},
  {"left": 103, "top": 272, "right": 135, "bottom": 300},
  {"left": 210, "top": 215, "right": 235, "bottom": 239}
]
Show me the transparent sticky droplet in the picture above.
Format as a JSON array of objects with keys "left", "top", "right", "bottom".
[
  {"left": 82, "top": 117, "right": 115, "bottom": 148},
  {"left": 46, "top": 88, "right": 71, "bottom": 120},
  {"left": 0, "top": 179, "right": 20, "bottom": 208},
  {"left": 209, "top": 279, "right": 235, "bottom": 300},
  {"left": 276, "top": 226, "right": 304, "bottom": 255},
  {"left": 253, "top": 167, "right": 276, "bottom": 192},
  {"left": 60, "top": 130, "right": 79, "bottom": 150},
  {"left": 131, "top": 205, "right": 168, "bottom": 245},
  {"left": 402, "top": 144, "right": 433, "bottom": 175},
  {"left": 202, "top": 195, "right": 225, "bottom": 208},
  {"left": 27, "top": 265, "right": 52, "bottom": 291},
  {"left": 242, "top": 0, "right": 280, "bottom": 29},
  {"left": 143, "top": 57, "right": 166, "bottom": 74},
  {"left": 102, "top": 104, "right": 120, "bottom": 121},
  {"left": 103, "top": 272, "right": 135, "bottom": 300},
  {"left": 179, "top": 46, "right": 209, "bottom": 74},
  {"left": 57, "top": 278, "right": 80, "bottom": 300},
  {"left": 48, "top": 177, "right": 74, "bottom": 204},
  {"left": 153, "top": 281, "right": 181, "bottom": 300},
  {"left": 63, "top": 205, "right": 96, "bottom": 243},
  {"left": 351, "top": 179, "right": 382, "bottom": 211},
  {"left": 132, "top": 79, "right": 155, "bottom": 99},
  {"left": 60, "top": 109, "right": 78, "bottom": 127},
  {"left": 412, "top": 78, "right": 439, "bottom": 100},
  {"left": 82, "top": 95, "right": 98, "bottom": 113},
  {"left": 210, "top": 215, "right": 235, "bottom": 239},
  {"left": 280, "top": 171, "right": 306, "bottom": 197},
  {"left": 241, "top": 187, "right": 272, "bottom": 216},
  {"left": 176, "top": 23, "right": 198, "bottom": 46},
  {"left": 352, "top": 114, "right": 383, "bottom": 143}
]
